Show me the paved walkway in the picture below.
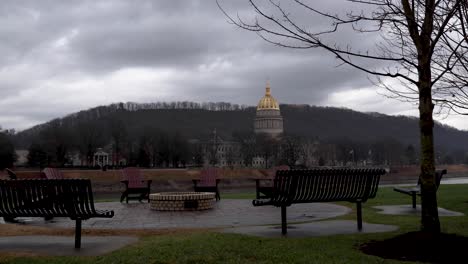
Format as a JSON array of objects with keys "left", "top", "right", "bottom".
[
  {"left": 0, "top": 236, "right": 138, "bottom": 256},
  {"left": 223, "top": 220, "right": 399, "bottom": 238},
  {"left": 0, "top": 200, "right": 402, "bottom": 256},
  {"left": 20, "top": 199, "right": 352, "bottom": 229},
  {"left": 373, "top": 205, "right": 464, "bottom": 216}
]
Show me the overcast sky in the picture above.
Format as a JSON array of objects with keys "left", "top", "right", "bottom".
[{"left": 0, "top": 0, "right": 467, "bottom": 132}]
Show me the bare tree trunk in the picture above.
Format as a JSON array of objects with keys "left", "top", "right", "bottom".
[
  {"left": 218, "top": 0, "right": 467, "bottom": 233},
  {"left": 419, "top": 72, "right": 440, "bottom": 233}
]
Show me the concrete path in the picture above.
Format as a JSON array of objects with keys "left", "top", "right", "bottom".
[
  {"left": 223, "top": 220, "right": 399, "bottom": 238},
  {"left": 0, "top": 236, "right": 138, "bottom": 256},
  {"left": 0, "top": 200, "right": 401, "bottom": 256},
  {"left": 20, "top": 199, "right": 352, "bottom": 229},
  {"left": 373, "top": 205, "right": 464, "bottom": 216}
]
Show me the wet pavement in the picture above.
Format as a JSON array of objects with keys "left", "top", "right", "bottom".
[
  {"left": 373, "top": 205, "right": 464, "bottom": 216},
  {"left": 223, "top": 220, "right": 399, "bottom": 238},
  {"left": 20, "top": 199, "right": 352, "bottom": 229},
  {"left": 0, "top": 236, "right": 138, "bottom": 256},
  {"left": 0, "top": 199, "right": 403, "bottom": 256}
]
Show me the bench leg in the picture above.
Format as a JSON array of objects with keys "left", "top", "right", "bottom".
[
  {"left": 75, "top": 219, "right": 82, "bottom": 249},
  {"left": 356, "top": 201, "right": 362, "bottom": 231},
  {"left": 3, "top": 217, "right": 17, "bottom": 223},
  {"left": 138, "top": 193, "right": 146, "bottom": 203},
  {"left": 412, "top": 193, "right": 417, "bottom": 209},
  {"left": 120, "top": 191, "right": 127, "bottom": 203},
  {"left": 281, "top": 205, "right": 287, "bottom": 235},
  {"left": 255, "top": 180, "right": 260, "bottom": 199}
]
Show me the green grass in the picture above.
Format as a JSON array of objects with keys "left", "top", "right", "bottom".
[
  {"left": 3, "top": 184, "right": 468, "bottom": 263},
  {"left": 221, "top": 192, "right": 256, "bottom": 199}
]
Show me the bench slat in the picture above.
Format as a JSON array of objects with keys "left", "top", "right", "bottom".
[
  {"left": 253, "top": 168, "right": 386, "bottom": 235},
  {"left": 0, "top": 179, "right": 114, "bottom": 219},
  {"left": 269, "top": 168, "right": 384, "bottom": 204}
]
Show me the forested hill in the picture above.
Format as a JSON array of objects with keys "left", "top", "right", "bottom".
[{"left": 13, "top": 102, "right": 468, "bottom": 152}]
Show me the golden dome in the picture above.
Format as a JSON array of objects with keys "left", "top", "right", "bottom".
[{"left": 257, "top": 81, "right": 280, "bottom": 110}]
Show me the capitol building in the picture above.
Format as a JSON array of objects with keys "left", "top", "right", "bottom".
[
  {"left": 254, "top": 81, "right": 284, "bottom": 138},
  {"left": 198, "top": 82, "right": 284, "bottom": 168}
]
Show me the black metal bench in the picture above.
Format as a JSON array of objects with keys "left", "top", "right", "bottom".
[
  {"left": 252, "top": 168, "right": 386, "bottom": 235},
  {"left": 393, "top": 169, "right": 447, "bottom": 208},
  {"left": 255, "top": 165, "right": 290, "bottom": 199},
  {"left": 0, "top": 179, "right": 114, "bottom": 248}
]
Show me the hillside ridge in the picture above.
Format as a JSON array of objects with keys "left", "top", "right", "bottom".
[{"left": 13, "top": 101, "right": 468, "bottom": 153}]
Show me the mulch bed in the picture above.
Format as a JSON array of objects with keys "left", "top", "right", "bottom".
[{"left": 360, "top": 231, "right": 468, "bottom": 263}]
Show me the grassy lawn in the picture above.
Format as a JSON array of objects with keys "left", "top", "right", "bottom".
[
  {"left": 221, "top": 192, "right": 256, "bottom": 200},
  {"left": 2, "top": 184, "right": 468, "bottom": 263}
]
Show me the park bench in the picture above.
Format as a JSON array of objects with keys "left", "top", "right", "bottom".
[
  {"left": 42, "top": 167, "right": 65, "bottom": 179},
  {"left": 193, "top": 167, "right": 221, "bottom": 201},
  {"left": 255, "top": 165, "right": 290, "bottom": 199},
  {"left": 393, "top": 169, "right": 447, "bottom": 208},
  {"left": 0, "top": 179, "right": 114, "bottom": 248},
  {"left": 120, "top": 167, "right": 152, "bottom": 203},
  {"left": 252, "top": 168, "right": 386, "bottom": 235}
]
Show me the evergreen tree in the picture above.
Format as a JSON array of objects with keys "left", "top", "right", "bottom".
[
  {"left": 0, "top": 132, "right": 16, "bottom": 170},
  {"left": 27, "top": 143, "right": 47, "bottom": 169}
]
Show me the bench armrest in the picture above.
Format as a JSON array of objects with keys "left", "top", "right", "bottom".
[
  {"left": 5, "top": 169, "right": 17, "bottom": 179},
  {"left": 121, "top": 180, "right": 151, "bottom": 189},
  {"left": 393, "top": 186, "right": 420, "bottom": 195}
]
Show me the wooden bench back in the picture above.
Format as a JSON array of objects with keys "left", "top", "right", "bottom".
[
  {"left": 198, "top": 167, "right": 220, "bottom": 187},
  {"left": 0, "top": 179, "right": 99, "bottom": 219},
  {"left": 42, "top": 167, "right": 64, "bottom": 179},
  {"left": 270, "top": 168, "right": 386, "bottom": 206},
  {"left": 122, "top": 167, "right": 146, "bottom": 188}
]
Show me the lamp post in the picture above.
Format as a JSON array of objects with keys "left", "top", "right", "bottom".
[{"left": 350, "top": 149, "right": 355, "bottom": 166}]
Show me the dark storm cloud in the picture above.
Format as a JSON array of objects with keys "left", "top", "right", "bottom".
[{"left": 0, "top": 0, "right": 464, "bottom": 130}]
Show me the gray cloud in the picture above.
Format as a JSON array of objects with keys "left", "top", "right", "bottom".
[{"left": 0, "top": 0, "right": 465, "bottom": 131}]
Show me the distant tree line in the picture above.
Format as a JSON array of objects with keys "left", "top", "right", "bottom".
[
  {"left": 7, "top": 102, "right": 468, "bottom": 169},
  {"left": 0, "top": 129, "right": 16, "bottom": 170},
  {"left": 231, "top": 132, "right": 468, "bottom": 169},
  {"left": 13, "top": 123, "right": 468, "bottom": 170},
  {"left": 116, "top": 101, "right": 250, "bottom": 111},
  {"left": 23, "top": 118, "right": 195, "bottom": 169}
]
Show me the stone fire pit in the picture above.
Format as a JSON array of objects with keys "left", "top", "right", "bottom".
[{"left": 150, "top": 192, "right": 215, "bottom": 211}]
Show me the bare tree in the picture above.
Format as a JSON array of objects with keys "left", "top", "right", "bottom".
[
  {"left": 76, "top": 121, "right": 105, "bottom": 166},
  {"left": 440, "top": 2, "right": 468, "bottom": 110},
  {"left": 219, "top": 0, "right": 468, "bottom": 233},
  {"left": 0, "top": 132, "right": 16, "bottom": 170},
  {"left": 279, "top": 135, "right": 304, "bottom": 167},
  {"left": 233, "top": 131, "right": 257, "bottom": 167},
  {"left": 109, "top": 119, "right": 128, "bottom": 167}
]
